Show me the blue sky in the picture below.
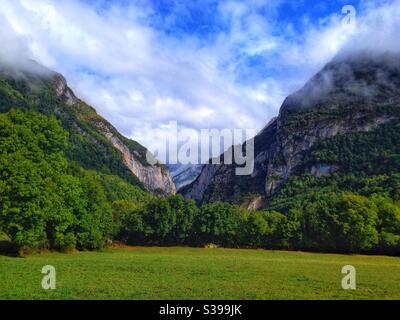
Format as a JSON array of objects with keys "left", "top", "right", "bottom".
[
  {"left": 0, "top": 0, "right": 398, "bottom": 152},
  {"left": 83, "top": 0, "right": 362, "bottom": 82}
]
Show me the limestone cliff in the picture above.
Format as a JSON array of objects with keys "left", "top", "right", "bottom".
[{"left": 49, "top": 73, "right": 176, "bottom": 195}]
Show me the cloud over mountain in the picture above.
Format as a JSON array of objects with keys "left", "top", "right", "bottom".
[{"left": 0, "top": 0, "right": 399, "bottom": 153}]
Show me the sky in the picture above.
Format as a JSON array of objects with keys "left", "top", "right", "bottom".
[{"left": 0, "top": 0, "right": 399, "bottom": 154}]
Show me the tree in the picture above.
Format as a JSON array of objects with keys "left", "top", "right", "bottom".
[
  {"left": 0, "top": 110, "right": 71, "bottom": 251},
  {"left": 196, "top": 203, "right": 245, "bottom": 247},
  {"left": 278, "top": 208, "right": 303, "bottom": 249},
  {"left": 0, "top": 110, "right": 115, "bottom": 252},
  {"left": 112, "top": 200, "right": 144, "bottom": 244},
  {"left": 74, "top": 170, "right": 114, "bottom": 250},
  {"left": 371, "top": 195, "right": 400, "bottom": 253},
  {"left": 244, "top": 210, "right": 284, "bottom": 248},
  {"left": 168, "top": 195, "right": 199, "bottom": 244},
  {"left": 333, "top": 193, "right": 379, "bottom": 252},
  {"left": 141, "top": 197, "right": 175, "bottom": 243}
]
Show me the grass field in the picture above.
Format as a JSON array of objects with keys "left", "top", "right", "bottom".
[{"left": 0, "top": 246, "right": 399, "bottom": 300}]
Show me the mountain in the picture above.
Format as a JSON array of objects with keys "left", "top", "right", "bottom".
[
  {"left": 0, "top": 60, "right": 176, "bottom": 195},
  {"left": 2, "top": 54, "right": 400, "bottom": 255},
  {"left": 182, "top": 51, "right": 400, "bottom": 209},
  {"left": 167, "top": 164, "right": 203, "bottom": 190}
]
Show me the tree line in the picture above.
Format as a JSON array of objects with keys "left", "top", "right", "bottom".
[{"left": 0, "top": 110, "right": 399, "bottom": 255}]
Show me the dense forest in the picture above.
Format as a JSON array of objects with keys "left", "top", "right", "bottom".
[
  {"left": 0, "top": 107, "right": 399, "bottom": 255},
  {"left": 0, "top": 68, "right": 399, "bottom": 256}
]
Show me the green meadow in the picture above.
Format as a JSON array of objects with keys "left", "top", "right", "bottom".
[{"left": 0, "top": 246, "right": 399, "bottom": 300}]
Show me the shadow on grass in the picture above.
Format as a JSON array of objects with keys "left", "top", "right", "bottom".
[{"left": 0, "top": 240, "right": 19, "bottom": 257}]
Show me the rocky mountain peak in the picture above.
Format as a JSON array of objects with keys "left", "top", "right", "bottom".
[{"left": 281, "top": 51, "right": 400, "bottom": 114}]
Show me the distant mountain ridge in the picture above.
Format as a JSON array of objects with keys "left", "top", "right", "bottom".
[
  {"left": 0, "top": 60, "right": 176, "bottom": 195},
  {"left": 168, "top": 164, "right": 203, "bottom": 191},
  {"left": 182, "top": 51, "right": 400, "bottom": 209}
]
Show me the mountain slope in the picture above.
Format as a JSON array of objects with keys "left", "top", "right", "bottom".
[
  {"left": 182, "top": 51, "right": 400, "bottom": 209},
  {"left": 0, "top": 61, "right": 176, "bottom": 195}
]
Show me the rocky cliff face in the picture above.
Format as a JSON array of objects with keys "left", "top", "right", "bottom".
[
  {"left": 50, "top": 74, "right": 79, "bottom": 106},
  {"left": 98, "top": 121, "right": 176, "bottom": 195},
  {"left": 49, "top": 72, "right": 176, "bottom": 196},
  {"left": 182, "top": 51, "right": 400, "bottom": 208}
]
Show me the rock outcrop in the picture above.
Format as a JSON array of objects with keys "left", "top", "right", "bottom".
[
  {"left": 98, "top": 121, "right": 176, "bottom": 195},
  {"left": 50, "top": 74, "right": 79, "bottom": 106},
  {"left": 40, "top": 66, "right": 176, "bottom": 195}
]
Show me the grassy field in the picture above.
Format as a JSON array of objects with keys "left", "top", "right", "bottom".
[{"left": 0, "top": 246, "right": 399, "bottom": 300}]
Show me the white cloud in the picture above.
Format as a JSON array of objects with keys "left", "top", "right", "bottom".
[
  {"left": 341, "top": 0, "right": 400, "bottom": 54},
  {"left": 0, "top": 0, "right": 399, "bottom": 153}
]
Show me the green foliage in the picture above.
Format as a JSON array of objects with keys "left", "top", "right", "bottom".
[
  {"left": 0, "top": 109, "right": 70, "bottom": 250},
  {"left": 0, "top": 74, "right": 146, "bottom": 188},
  {"left": 333, "top": 193, "right": 379, "bottom": 251},
  {"left": 1, "top": 109, "right": 398, "bottom": 255},
  {"left": 267, "top": 189, "right": 400, "bottom": 253},
  {"left": 263, "top": 119, "right": 400, "bottom": 254},
  {"left": 0, "top": 110, "right": 119, "bottom": 252},
  {"left": 302, "top": 121, "right": 400, "bottom": 175},
  {"left": 373, "top": 195, "right": 400, "bottom": 253},
  {"left": 1, "top": 73, "right": 399, "bottom": 256},
  {"left": 112, "top": 195, "right": 199, "bottom": 246},
  {"left": 195, "top": 203, "right": 246, "bottom": 247},
  {"left": 73, "top": 170, "right": 114, "bottom": 250},
  {"left": 244, "top": 210, "right": 284, "bottom": 247},
  {"left": 168, "top": 195, "right": 199, "bottom": 244},
  {"left": 0, "top": 78, "right": 30, "bottom": 113},
  {"left": 113, "top": 200, "right": 144, "bottom": 243},
  {"left": 141, "top": 197, "right": 175, "bottom": 241}
]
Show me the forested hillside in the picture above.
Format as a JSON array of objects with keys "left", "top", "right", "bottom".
[{"left": 0, "top": 64, "right": 175, "bottom": 194}]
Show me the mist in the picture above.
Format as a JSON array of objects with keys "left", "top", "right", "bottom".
[{"left": 0, "top": 16, "right": 53, "bottom": 80}]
